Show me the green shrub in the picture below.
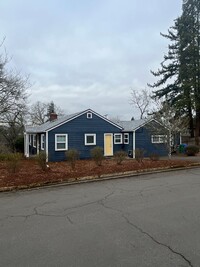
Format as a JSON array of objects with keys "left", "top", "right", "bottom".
[
  {"left": 0, "top": 153, "right": 10, "bottom": 161},
  {"left": 36, "top": 151, "right": 48, "bottom": 171},
  {"left": 185, "top": 145, "right": 199, "bottom": 156},
  {"left": 91, "top": 146, "right": 104, "bottom": 166},
  {"left": 0, "top": 143, "right": 10, "bottom": 154},
  {"left": 135, "top": 148, "right": 145, "bottom": 163},
  {"left": 114, "top": 151, "right": 127, "bottom": 165},
  {"left": 15, "top": 136, "right": 24, "bottom": 153},
  {"left": 65, "top": 149, "right": 79, "bottom": 170},
  {"left": 6, "top": 153, "right": 22, "bottom": 173},
  {"left": 149, "top": 153, "right": 160, "bottom": 161}
]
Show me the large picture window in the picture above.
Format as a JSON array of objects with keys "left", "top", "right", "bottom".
[
  {"left": 114, "top": 134, "right": 122, "bottom": 144},
  {"left": 85, "top": 134, "right": 96, "bottom": 145},
  {"left": 55, "top": 134, "right": 68, "bottom": 150},
  {"left": 151, "top": 135, "right": 166, "bottom": 144}
]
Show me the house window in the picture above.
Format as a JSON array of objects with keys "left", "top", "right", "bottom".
[
  {"left": 33, "top": 134, "right": 36, "bottom": 147},
  {"left": 41, "top": 134, "right": 45, "bottom": 150},
  {"left": 124, "top": 133, "right": 129, "bottom": 144},
  {"left": 87, "top": 112, "right": 92, "bottom": 119},
  {"left": 151, "top": 135, "right": 166, "bottom": 144},
  {"left": 55, "top": 134, "right": 68, "bottom": 150},
  {"left": 85, "top": 134, "right": 96, "bottom": 145},
  {"left": 114, "top": 133, "right": 122, "bottom": 144}
]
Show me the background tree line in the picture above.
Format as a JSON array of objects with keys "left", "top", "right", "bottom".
[{"left": 0, "top": 41, "right": 63, "bottom": 153}]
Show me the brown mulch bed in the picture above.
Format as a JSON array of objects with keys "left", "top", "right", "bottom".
[{"left": 0, "top": 158, "right": 199, "bottom": 190}]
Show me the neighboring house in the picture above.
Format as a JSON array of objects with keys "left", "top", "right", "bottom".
[{"left": 24, "top": 109, "right": 169, "bottom": 162}]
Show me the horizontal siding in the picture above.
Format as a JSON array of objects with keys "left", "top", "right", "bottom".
[
  {"left": 48, "top": 112, "right": 122, "bottom": 161},
  {"left": 122, "top": 132, "right": 133, "bottom": 156},
  {"left": 135, "top": 124, "right": 168, "bottom": 157}
]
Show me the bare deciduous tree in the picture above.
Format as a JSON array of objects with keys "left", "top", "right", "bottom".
[
  {"left": 149, "top": 101, "right": 188, "bottom": 158},
  {"left": 0, "top": 53, "right": 29, "bottom": 123},
  {"left": 0, "top": 111, "right": 25, "bottom": 152},
  {"left": 29, "top": 101, "right": 64, "bottom": 125},
  {"left": 0, "top": 41, "right": 30, "bottom": 152},
  {"left": 130, "top": 88, "right": 152, "bottom": 119}
]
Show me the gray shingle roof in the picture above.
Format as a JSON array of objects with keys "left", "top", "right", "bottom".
[
  {"left": 25, "top": 111, "right": 83, "bottom": 133},
  {"left": 112, "top": 119, "right": 148, "bottom": 131},
  {"left": 25, "top": 108, "right": 150, "bottom": 134},
  {"left": 25, "top": 109, "right": 123, "bottom": 133}
]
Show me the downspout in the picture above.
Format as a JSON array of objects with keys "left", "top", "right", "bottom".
[
  {"left": 27, "top": 133, "right": 29, "bottom": 157},
  {"left": 46, "top": 131, "right": 48, "bottom": 162},
  {"left": 133, "top": 131, "right": 135, "bottom": 159},
  {"left": 24, "top": 132, "right": 26, "bottom": 157}
]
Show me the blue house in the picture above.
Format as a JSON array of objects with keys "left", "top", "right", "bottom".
[{"left": 24, "top": 109, "right": 168, "bottom": 162}]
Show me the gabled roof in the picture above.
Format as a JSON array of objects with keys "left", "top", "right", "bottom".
[
  {"left": 117, "top": 119, "right": 148, "bottom": 131},
  {"left": 25, "top": 109, "right": 123, "bottom": 133},
  {"left": 116, "top": 118, "right": 165, "bottom": 132}
]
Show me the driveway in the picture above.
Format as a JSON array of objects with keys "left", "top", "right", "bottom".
[{"left": 1, "top": 168, "right": 200, "bottom": 267}]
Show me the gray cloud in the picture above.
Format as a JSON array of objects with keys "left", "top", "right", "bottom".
[{"left": 0, "top": 0, "right": 182, "bottom": 119}]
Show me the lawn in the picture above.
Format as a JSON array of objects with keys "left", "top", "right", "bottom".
[{"left": 0, "top": 157, "right": 198, "bottom": 190}]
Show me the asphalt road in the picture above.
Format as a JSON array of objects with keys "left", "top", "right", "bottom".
[{"left": 1, "top": 169, "right": 200, "bottom": 267}]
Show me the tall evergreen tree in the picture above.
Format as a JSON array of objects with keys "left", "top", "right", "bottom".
[
  {"left": 149, "top": 0, "right": 200, "bottom": 140},
  {"left": 187, "top": 0, "right": 200, "bottom": 140}
]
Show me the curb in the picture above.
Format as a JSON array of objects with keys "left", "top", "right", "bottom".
[{"left": 1, "top": 164, "right": 200, "bottom": 193}]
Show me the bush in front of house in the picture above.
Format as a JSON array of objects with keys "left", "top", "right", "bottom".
[
  {"left": 91, "top": 146, "right": 104, "bottom": 166},
  {"left": 149, "top": 152, "right": 160, "bottom": 161},
  {"left": 0, "top": 153, "right": 11, "bottom": 161},
  {"left": 36, "top": 151, "right": 48, "bottom": 171},
  {"left": 135, "top": 148, "right": 145, "bottom": 163},
  {"left": 6, "top": 153, "right": 22, "bottom": 173},
  {"left": 114, "top": 151, "right": 127, "bottom": 165},
  {"left": 15, "top": 136, "right": 24, "bottom": 153},
  {"left": 185, "top": 145, "right": 199, "bottom": 156},
  {"left": 65, "top": 149, "right": 79, "bottom": 170}
]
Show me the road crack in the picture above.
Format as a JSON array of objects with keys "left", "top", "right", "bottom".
[
  {"left": 122, "top": 214, "right": 193, "bottom": 267},
  {"left": 98, "top": 200, "right": 193, "bottom": 267}
]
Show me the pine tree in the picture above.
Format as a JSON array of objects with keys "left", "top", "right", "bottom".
[{"left": 149, "top": 0, "right": 200, "bottom": 140}]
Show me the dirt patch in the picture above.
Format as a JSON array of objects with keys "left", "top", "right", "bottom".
[{"left": 0, "top": 158, "right": 198, "bottom": 190}]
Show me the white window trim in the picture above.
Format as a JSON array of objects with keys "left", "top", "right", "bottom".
[
  {"left": 55, "top": 134, "right": 68, "bottom": 151},
  {"left": 33, "top": 134, "right": 36, "bottom": 148},
  {"left": 124, "top": 133, "right": 129, "bottom": 144},
  {"left": 85, "top": 134, "right": 96, "bottom": 146},
  {"left": 41, "top": 134, "right": 45, "bottom": 150},
  {"left": 87, "top": 112, "right": 92, "bottom": 119},
  {"left": 151, "top": 135, "right": 166, "bottom": 144},
  {"left": 114, "top": 133, "right": 123, "bottom": 144}
]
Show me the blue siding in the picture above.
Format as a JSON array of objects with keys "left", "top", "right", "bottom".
[
  {"left": 122, "top": 132, "right": 133, "bottom": 156},
  {"left": 135, "top": 125, "right": 168, "bottom": 157},
  {"left": 48, "top": 113, "right": 122, "bottom": 161}
]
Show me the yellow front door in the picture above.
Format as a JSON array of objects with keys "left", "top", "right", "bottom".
[{"left": 104, "top": 134, "right": 113, "bottom": 156}]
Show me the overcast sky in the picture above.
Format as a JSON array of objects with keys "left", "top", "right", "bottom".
[{"left": 0, "top": 0, "right": 182, "bottom": 120}]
